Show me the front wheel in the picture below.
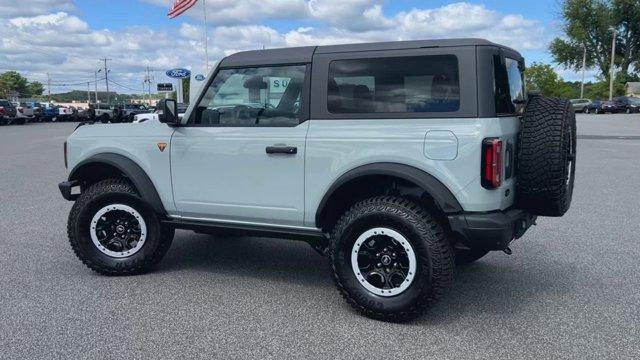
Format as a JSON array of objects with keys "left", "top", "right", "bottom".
[
  {"left": 67, "top": 178, "right": 174, "bottom": 275},
  {"left": 583, "top": 107, "right": 589, "bottom": 114},
  {"left": 330, "top": 196, "right": 454, "bottom": 322}
]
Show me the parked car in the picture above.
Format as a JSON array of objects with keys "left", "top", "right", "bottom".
[
  {"left": 59, "top": 39, "right": 576, "bottom": 322},
  {"left": 569, "top": 98, "right": 592, "bottom": 113},
  {"left": 91, "top": 103, "right": 115, "bottom": 123},
  {"left": 12, "top": 101, "right": 35, "bottom": 123},
  {"left": 0, "top": 99, "right": 18, "bottom": 125},
  {"left": 40, "top": 103, "right": 59, "bottom": 122},
  {"left": 599, "top": 100, "right": 618, "bottom": 113},
  {"left": 57, "top": 106, "right": 74, "bottom": 122},
  {"left": 121, "top": 104, "right": 151, "bottom": 122},
  {"left": 133, "top": 100, "right": 187, "bottom": 123},
  {"left": 613, "top": 96, "right": 640, "bottom": 114}
]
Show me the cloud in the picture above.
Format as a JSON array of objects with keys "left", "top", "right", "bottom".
[
  {"left": 0, "top": 1, "right": 549, "bottom": 94},
  {"left": 0, "top": 0, "right": 74, "bottom": 18}
]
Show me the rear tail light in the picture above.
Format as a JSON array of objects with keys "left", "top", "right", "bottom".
[
  {"left": 18, "top": 107, "right": 24, "bottom": 113},
  {"left": 0, "top": 106, "right": 5, "bottom": 115},
  {"left": 482, "top": 138, "right": 503, "bottom": 189}
]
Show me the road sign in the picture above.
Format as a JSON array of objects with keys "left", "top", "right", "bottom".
[{"left": 157, "top": 83, "right": 173, "bottom": 92}]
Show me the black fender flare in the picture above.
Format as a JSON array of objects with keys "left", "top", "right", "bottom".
[
  {"left": 315, "top": 162, "right": 463, "bottom": 226},
  {"left": 69, "top": 153, "right": 166, "bottom": 214}
]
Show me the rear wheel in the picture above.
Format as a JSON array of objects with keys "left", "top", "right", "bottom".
[
  {"left": 68, "top": 178, "right": 174, "bottom": 275},
  {"left": 99, "top": 114, "right": 109, "bottom": 123},
  {"left": 330, "top": 196, "right": 454, "bottom": 322},
  {"left": 583, "top": 107, "right": 589, "bottom": 114}
]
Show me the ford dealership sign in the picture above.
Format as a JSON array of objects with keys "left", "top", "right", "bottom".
[{"left": 166, "top": 68, "right": 191, "bottom": 79}]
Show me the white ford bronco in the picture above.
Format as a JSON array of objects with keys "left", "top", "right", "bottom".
[{"left": 59, "top": 39, "right": 576, "bottom": 321}]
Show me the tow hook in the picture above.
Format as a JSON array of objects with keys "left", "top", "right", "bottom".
[{"left": 503, "top": 247, "right": 513, "bottom": 255}]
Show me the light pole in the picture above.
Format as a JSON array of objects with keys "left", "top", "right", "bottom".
[
  {"left": 608, "top": 27, "right": 617, "bottom": 101},
  {"left": 580, "top": 45, "right": 586, "bottom": 99}
]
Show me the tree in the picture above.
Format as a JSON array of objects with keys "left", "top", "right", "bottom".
[
  {"left": 525, "top": 62, "right": 579, "bottom": 98},
  {"left": 549, "top": 0, "right": 640, "bottom": 78},
  {"left": 27, "top": 81, "right": 44, "bottom": 96},
  {"left": 0, "top": 71, "right": 29, "bottom": 97}
]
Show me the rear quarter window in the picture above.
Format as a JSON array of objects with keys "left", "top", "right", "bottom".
[
  {"left": 494, "top": 56, "right": 525, "bottom": 115},
  {"left": 327, "top": 55, "right": 460, "bottom": 114}
]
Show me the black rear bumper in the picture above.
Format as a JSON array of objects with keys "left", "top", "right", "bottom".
[{"left": 448, "top": 209, "right": 536, "bottom": 251}]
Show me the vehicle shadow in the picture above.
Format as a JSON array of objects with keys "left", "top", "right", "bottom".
[{"left": 159, "top": 231, "right": 576, "bottom": 324}]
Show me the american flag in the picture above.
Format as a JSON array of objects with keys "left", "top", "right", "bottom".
[{"left": 168, "top": 0, "right": 198, "bottom": 19}]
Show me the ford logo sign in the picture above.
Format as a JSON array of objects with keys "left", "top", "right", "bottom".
[
  {"left": 195, "top": 74, "right": 206, "bottom": 81},
  {"left": 166, "top": 68, "right": 191, "bottom": 79}
]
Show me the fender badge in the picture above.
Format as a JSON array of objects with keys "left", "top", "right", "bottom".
[{"left": 157, "top": 143, "right": 167, "bottom": 152}]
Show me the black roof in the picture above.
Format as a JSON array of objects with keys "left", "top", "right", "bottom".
[{"left": 219, "top": 38, "right": 517, "bottom": 67}]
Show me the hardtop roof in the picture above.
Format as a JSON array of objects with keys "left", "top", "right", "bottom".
[{"left": 219, "top": 38, "right": 519, "bottom": 67}]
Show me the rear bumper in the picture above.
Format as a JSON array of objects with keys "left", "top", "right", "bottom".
[{"left": 448, "top": 209, "right": 537, "bottom": 251}]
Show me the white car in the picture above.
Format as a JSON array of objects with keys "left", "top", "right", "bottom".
[
  {"left": 133, "top": 103, "right": 187, "bottom": 123},
  {"left": 12, "top": 101, "right": 35, "bottom": 121}
]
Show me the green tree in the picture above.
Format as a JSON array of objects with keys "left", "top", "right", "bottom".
[
  {"left": 0, "top": 71, "right": 29, "bottom": 97},
  {"left": 27, "top": 81, "right": 44, "bottom": 96},
  {"left": 549, "top": 0, "right": 640, "bottom": 78},
  {"left": 525, "top": 62, "right": 579, "bottom": 98}
]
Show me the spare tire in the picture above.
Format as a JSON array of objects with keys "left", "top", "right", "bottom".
[{"left": 517, "top": 96, "right": 576, "bottom": 217}]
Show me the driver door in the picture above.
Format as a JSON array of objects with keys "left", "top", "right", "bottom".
[{"left": 170, "top": 64, "right": 309, "bottom": 227}]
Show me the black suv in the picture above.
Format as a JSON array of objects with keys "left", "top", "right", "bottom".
[
  {"left": 613, "top": 96, "right": 640, "bottom": 114},
  {"left": 0, "top": 99, "right": 17, "bottom": 125}
]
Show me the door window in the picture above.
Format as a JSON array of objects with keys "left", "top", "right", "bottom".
[{"left": 191, "top": 65, "right": 307, "bottom": 127}]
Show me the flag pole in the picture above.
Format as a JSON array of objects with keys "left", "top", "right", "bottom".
[{"left": 203, "top": 0, "right": 209, "bottom": 72}]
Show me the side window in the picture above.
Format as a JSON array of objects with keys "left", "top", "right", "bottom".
[
  {"left": 327, "top": 55, "right": 460, "bottom": 113},
  {"left": 494, "top": 56, "right": 525, "bottom": 115},
  {"left": 192, "top": 64, "right": 306, "bottom": 127}
]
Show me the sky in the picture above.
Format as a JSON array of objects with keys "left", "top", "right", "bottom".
[{"left": 0, "top": 0, "right": 595, "bottom": 95}]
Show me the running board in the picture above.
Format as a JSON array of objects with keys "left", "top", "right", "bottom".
[{"left": 161, "top": 217, "right": 327, "bottom": 241}]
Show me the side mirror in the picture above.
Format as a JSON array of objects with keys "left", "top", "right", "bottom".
[{"left": 163, "top": 99, "right": 180, "bottom": 126}]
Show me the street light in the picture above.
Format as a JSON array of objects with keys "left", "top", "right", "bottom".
[{"left": 608, "top": 26, "right": 617, "bottom": 101}]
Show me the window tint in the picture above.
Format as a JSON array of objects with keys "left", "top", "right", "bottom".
[
  {"left": 192, "top": 65, "right": 306, "bottom": 127},
  {"left": 494, "top": 56, "right": 525, "bottom": 115},
  {"left": 327, "top": 55, "right": 460, "bottom": 114}
]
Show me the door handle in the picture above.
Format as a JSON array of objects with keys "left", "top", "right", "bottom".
[{"left": 266, "top": 146, "right": 297, "bottom": 155}]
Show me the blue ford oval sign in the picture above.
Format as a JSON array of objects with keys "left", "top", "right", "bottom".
[
  {"left": 194, "top": 74, "right": 205, "bottom": 81},
  {"left": 166, "top": 68, "right": 191, "bottom": 79}
]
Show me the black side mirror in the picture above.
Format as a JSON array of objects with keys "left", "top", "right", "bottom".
[{"left": 163, "top": 99, "right": 179, "bottom": 126}]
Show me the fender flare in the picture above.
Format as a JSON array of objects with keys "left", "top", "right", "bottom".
[
  {"left": 315, "top": 162, "right": 463, "bottom": 226},
  {"left": 69, "top": 153, "right": 166, "bottom": 214}
]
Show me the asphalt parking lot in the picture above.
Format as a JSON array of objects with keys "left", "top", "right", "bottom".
[{"left": 1, "top": 114, "right": 639, "bottom": 359}]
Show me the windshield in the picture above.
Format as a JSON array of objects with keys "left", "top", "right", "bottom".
[{"left": 629, "top": 98, "right": 640, "bottom": 105}]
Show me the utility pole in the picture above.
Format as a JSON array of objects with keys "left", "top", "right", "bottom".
[
  {"left": 87, "top": 82, "right": 91, "bottom": 106},
  {"left": 580, "top": 45, "right": 586, "bottom": 99},
  {"left": 143, "top": 67, "right": 153, "bottom": 106},
  {"left": 608, "top": 27, "right": 617, "bottom": 101},
  {"left": 47, "top": 73, "right": 51, "bottom": 103},
  {"left": 94, "top": 70, "right": 101, "bottom": 103},
  {"left": 101, "top": 58, "right": 112, "bottom": 103}
]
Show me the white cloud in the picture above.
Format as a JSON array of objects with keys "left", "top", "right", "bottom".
[{"left": 0, "top": 1, "right": 548, "bottom": 95}]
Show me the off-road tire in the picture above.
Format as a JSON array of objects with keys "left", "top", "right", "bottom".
[
  {"left": 517, "top": 96, "right": 576, "bottom": 217},
  {"left": 68, "top": 178, "right": 174, "bottom": 275},
  {"left": 330, "top": 196, "right": 454, "bottom": 322},
  {"left": 454, "top": 248, "right": 489, "bottom": 265}
]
